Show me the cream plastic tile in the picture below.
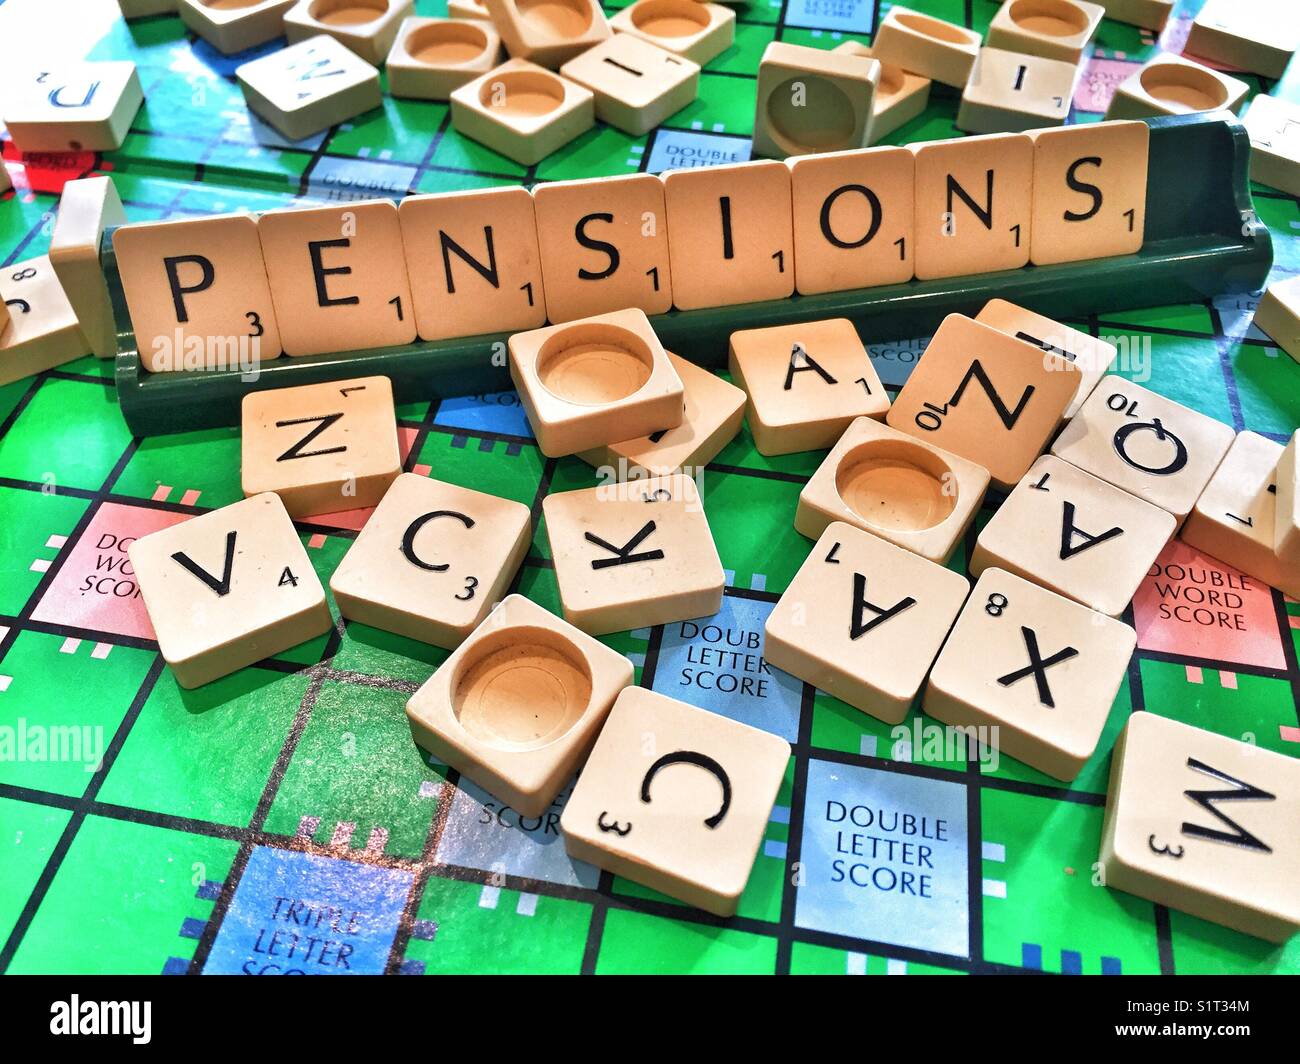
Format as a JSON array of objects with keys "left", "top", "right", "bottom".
[
  {"left": 405, "top": 594, "right": 633, "bottom": 817},
  {"left": 1095, "top": 0, "right": 1172, "bottom": 31},
  {"left": 483, "top": 0, "right": 611, "bottom": 68},
  {"left": 561, "top": 34, "right": 697, "bottom": 136},
  {"left": 765, "top": 521, "right": 970, "bottom": 724},
  {"left": 179, "top": 0, "right": 296, "bottom": 55},
  {"left": 986, "top": 0, "right": 1104, "bottom": 64},
  {"left": 924, "top": 567, "right": 1136, "bottom": 781},
  {"left": 869, "top": 5, "right": 980, "bottom": 87},
  {"left": 449, "top": 59, "right": 594, "bottom": 165},
  {"left": 752, "top": 41, "right": 879, "bottom": 158},
  {"left": 1242, "top": 94, "right": 1300, "bottom": 198},
  {"left": 1186, "top": 0, "right": 1300, "bottom": 80},
  {"left": 956, "top": 47, "right": 1076, "bottom": 134},
  {"left": 330, "top": 472, "right": 531, "bottom": 647},
  {"left": 1104, "top": 53, "right": 1249, "bottom": 120},
  {"left": 387, "top": 16, "right": 503, "bottom": 100},
  {"left": 1100, "top": 712, "right": 1300, "bottom": 943},
  {"left": 833, "top": 41, "right": 930, "bottom": 144},
  {"left": 1277, "top": 431, "right": 1300, "bottom": 566},
  {"left": 128, "top": 493, "right": 333, "bottom": 689},
  {"left": 0, "top": 257, "right": 88, "bottom": 387},
  {"left": 448, "top": 0, "right": 490, "bottom": 17},
  {"left": 560, "top": 686, "right": 790, "bottom": 916},
  {"left": 283, "top": 0, "right": 414, "bottom": 64},
  {"left": 728, "top": 317, "right": 889, "bottom": 455},
  {"left": 1, "top": 61, "right": 143, "bottom": 153},
  {"left": 1254, "top": 273, "right": 1300, "bottom": 364},
  {"left": 236, "top": 34, "right": 382, "bottom": 140},
  {"left": 48, "top": 176, "right": 127, "bottom": 360},
  {"left": 608, "top": 0, "right": 735, "bottom": 67}
]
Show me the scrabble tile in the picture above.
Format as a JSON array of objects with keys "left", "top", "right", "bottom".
[
  {"left": 986, "top": 0, "right": 1104, "bottom": 64},
  {"left": 1253, "top": 274, "right": 1300, "bottom": 364},
  {"left": 1186, "top": 0, "right": 1300, "bottom": 80},
  {"left": 1104, "top": 53, "right": 1248, "bottom": 121},
  {"left": 237, "top": 34, "right": 382, "bottom": 140},
  {"left": 48, "top": 176, "right": 127, "bottom": 360},
  {"left": 1277, "top": 431, "right": 1300, "bottom": 566},
  {"left": 330, "top": 472, "right": 531, "bottom": 647},
  {"left": 0, "top": 258, "right": 89, "bottom": 387},
  {"left": 119, "top": 0, "right": 178, "bottom": 15},
  {"left": 1094, "top": 0, "right": 1172, "bottom": 31},
  {"left": 448, "top": 0, "right": 490, "bottom": 17},
  {"left": 788, "top": 145, "right": 915, "bottom": 296},
  {"left": 560, "top": 34, "right": 698, "bottom": 136},
  {"left": 1029, "top": 120, "right": 1148, "bottom": 267},
  {"left": 128, "top": 493, "right": 333, "bottom": 689},
  {"left": 241, "top": 375, "right": 402, "bottom": 518},
  {"left": 956, "top": 47, "right": 1075, "bottom": 135},
  {"left": 561, "top": 685, "right": 789, "bottom": 916},
  {"left": 399, "top": 186, "right": 546, "bottom": 342},
  {"left": 283, "top": 0, "right": 414, "bottom": 65},
  {"left": 544, "top": 473, "right": 723, "bottom": 634},
  {"left": 869, "top": 5, "right": 981, "bottom": 88},
  {"left": 405, "top": 594, "right": 633, "bottom": 816},
  {"left": 508, "top": 308, "right": 684, "bottom": 457},
  {"left": 483, "top": 0, "right": 611, "bottom": 69},
  {"left": 114, "top": 213, "right": 282, "bottom": 372},
  {"left": 1182, "top": 431, "right": 1300, "bottom": 600},
  {"left": 728, "top": 317, "right": 889, "bottom": 456},
  {"left": 1100, "top": 712, "right": 1300, "bottom": 943},
  {"left": 449, "top": 59, "right": 594, "bottom": 166},
  {"left": 795, "top": 415, "right": 990, "bottom": 564},
  {"left": 833, "top": 42, "right": 931, "bottom": 144},
  {"left": 532, "top": 173, "right": 673, "bottom": 323},
  {"left": 911, "top": 132, "right": 1033, "bottom": 281},
  {"left": 1051, "top": 377, "right": 1236, "bottom": 524},
  {"left": 608, "top": 0, "right": 735, "bottom": 67},
  {"left": 386, "top": 16, "right": 503, "bottom": 100},
  {"left": 1, "top": 62, "right": 143, "bottom": 153},
  {"left": 974, "top": 298, "right": 1114, "bottom": 419},
  {"left": 662, "top": 159, "right": 794, "bottom": 311},
  {"left": 257, "top": 198, "right": 416, "bottom": 357},
  {"left": 924, "top": 568, "right": 1136, "bottom": 781},
  {"left": 972, "top": 455, "right": 1176, "bottom": 616},
  {"left": 178, "top": 0, "right": 296, "bottom": 55},
  {"left": 886, "top": 313, "right": 1080, "bottom": 490},
  {"left": 765, "top": 521, "right": 970, "bottom": 725},
  {"left": 752, "top": 41, "right": 879, "bottom": 159},
  {"left": 575, "top": 352, "right": 744, "bottom": 477},
  {"left": 1242, "top": 94, "right": 1300, "bottom": 198}
]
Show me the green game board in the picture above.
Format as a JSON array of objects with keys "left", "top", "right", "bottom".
[{"left": 2, "top": 0, "right": 1300, "bottom": 976}]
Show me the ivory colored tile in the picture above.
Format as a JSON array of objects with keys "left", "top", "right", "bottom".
[
  {"left": 1253, "top": 273, "right": 1300, "bottom": 364},
  {"left": 752, "top": 41, "right": 879, "bottom": 159},
  {"left": 405, "top": 594, "right": 633, "bottom": 817},
  {"left": 449, "top": 59, "right": 594, "bottom": 166},
  {"left": 1100, "top": 712, "right": 1300, "bottom": 943},
  {"left": 533, "top": 173, "right": 673, "bottom": 322},
  {"left": 1242, "top": 95, "right": 1300, "bottom": 198},
  {"left": 48, "top": 176, "right": 127, "bottom": 360},
  {"left": 986, "top": 0, "right": 1104, "bottom": 64},
  {"left": 1029, "top": 120, "right": 1148, "bottom": 266},
  {"left": 662, "top": 159, "right": 794, "bottom": 310},
  {"left": 975, "top": 298, "right": 1115, "bottom": 419},
  {"left": 114, "top": 213, "right": 282, "bottom": 372},
  {"left": 448, "top": 0, "right": 490, "bottom": 18},
  {"left": 283, "top": 0, "right": 414, "bottom": 65},
  {"left": 924, "top": 568, "right": 1136, "bottom": 782},
  {"left": 509, "top": 308, "right": 684, "bottom": 457},
  {"left": 788, "top": 145, "right": 914, "bottom": 295},
  {"left": 1104, "top": 53, "right": 1248, "bottom": 121},
  {"left": 399, "top": 186, "right": 545, "bottom": 342},
  {"left": 561, "top": 686, "right": 789, "bottom": 916},
  {"left": 119, "top": 0, "right": 178, "bottom": 15},
  {"left": 1182, "top": 431, "right": 1300, "bottom": 600},
  {"left": 544, "top": 473, "right": 723, "bottom": 635},
  {"left": 608, "top": 0, "right": 735, "bottom": 67},
  {"left": 972, "top": 455, "right": 1176, "bottom": 616},
  {"left": 178, "top": 0, "right": 297, "bottom": 55},
  {"left": 1051, "top": 376, "right": 1236, "bottom": 524},
  {"left": 561, "top": 34, "right": 698, "bottom": 136},
  {"left": 236, "top": 34, "right": 382, "bottom": 141},
  {"left": 1095, "top": 0, "right": 1172, "bottom": 31},
  {"left": 911, "top": 133, "right": 1034, "bottom": 281},
  {"left": 0, "top": 257, "right": 89, "bottom": 387},
  {"left": 330, "top": 472, "right": 531, "bottom": 647},
  {"left": 386, "top": 17, "right": 503, "bottom": 100},
  {"left": 887, "top": 313, "right": 1080, "bottom": 490},
  {"left": 765, "top": 521, "right": 970, "bottom": 725},
  {"left": 833, "top": 42, "right": 930, "bottom": 144},
  {"left": 956, "top": 47, "right": 1076, "bottom": 135},
  {"left": 1277, "top": 431, "right": 1300, "bottom": 566},
  {"left": 869, "top": 5, "right": 980, "bottom": 88},
  {"left": 575, "top": 352, "right": 744, "bottom": 477},
  {"left": 728, "top": 317, "right": 889, "bottom": 456},
  {"left": 483, "top": 0, "right": 611, "bottom": 69},
  {"left": 241, "top": 375, "right": 401, "bottom": 518},
  {"left": 795, "top": 415, "right": 990, "bottom": 564},
  {"left": 1, "top": 62, "right": 143, "bottom": 153},
  {"left": 128, "top": 493, "right": 333, "bottom": 689},
  {"left": 1186, "top": 0, "right": 1300, "bottom": 80},
  {"left": 258, "top": 198, "right": 416, "bottom": 357}
]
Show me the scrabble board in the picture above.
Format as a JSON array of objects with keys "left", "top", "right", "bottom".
[{"left": 2, "top": 0, "right": 1300, "bottom": 976}]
